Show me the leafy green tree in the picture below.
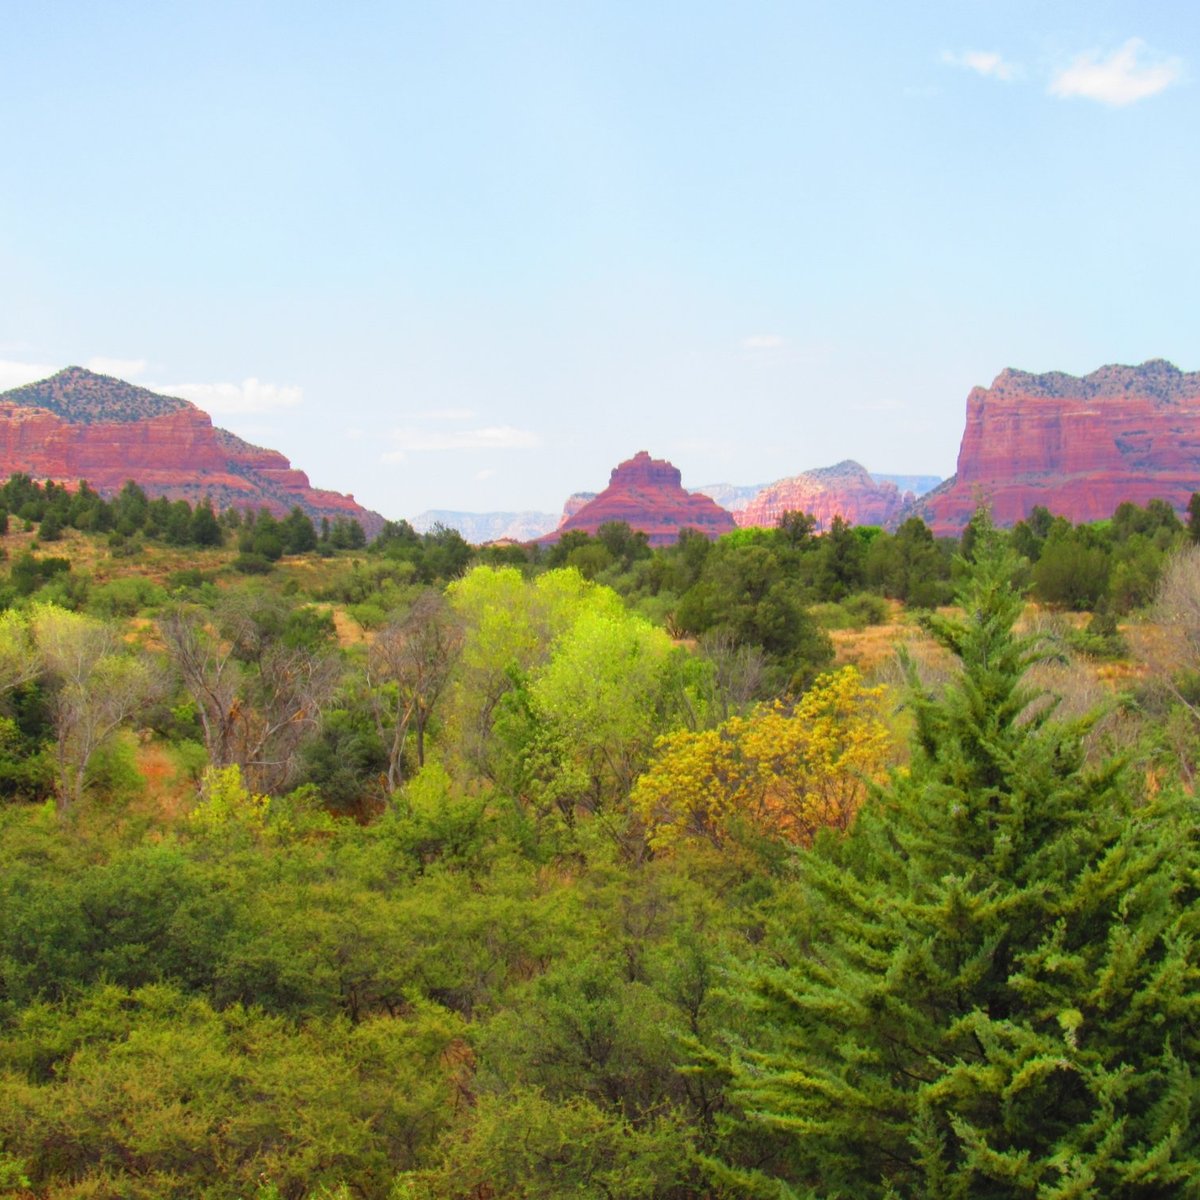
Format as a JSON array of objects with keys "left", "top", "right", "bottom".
[
  {"left": 865, "top": 517, "right": 951, "bottom": 607},
  {"left": 371, "top": 518, "right": 422, "bottom": 554},
  {"left": 815, "top": 515, "right": 866, "bottom": 599},
  {"left": 676, "top": 543, "right": 831, "bottom": 693},
  {"left": 595, "top": 520, "right": 652, "bottom": 568},
  {"left": 444, "top": 566, "right": 615, "bottom": 776},
  {"left": 716, "top": 534, "right": 1200, "bottom": 1197},
  {"left": 419, "top": 523, "right": 472, "bottom": 580},
  {"left": 508, "top": 605, "right": 698, "bottom": 825},
  {"left": 1031, "top": 520, "right": 1111, "bottom": 609},
  {"left": 545, "top": 528, "right": 595, "bottom": 569}
]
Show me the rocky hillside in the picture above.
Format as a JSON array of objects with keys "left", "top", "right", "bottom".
[
  {"left": 920, "top": 359, "right": 1200, "bottom": 533},
  {"left": 735, "top": 460, "right": 912, "bottom": 531},
  {"left": 0, "top": 367, "right": 385, "bottom": 535},
  {"left": 547, "top": 451, "right": 737, "bottom": 546}
]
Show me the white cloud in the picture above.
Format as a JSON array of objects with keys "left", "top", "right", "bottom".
[
  {"left": 1049, "top": 38, "right": 1182, "bottom": 106},
  {"left": 381, "top": 425, "right": 541, "bottom": 460},
  {"left": 0, "top": 359, "right": 57, "bottom": 390},
  {"left": 152, "top": 377, "right": 303, "bottom": 415},
  {"left": 740, "top": 334, "right": 786, "bottom": 350},
  {"left": 475, "top": 468, "right": 497, "bottom": 481},
  {"left": 942, "top": 49, "right": 1016, "bottom": 82},
  {"left": 86, "top": 356, "right": 147, "bottom": 378}
]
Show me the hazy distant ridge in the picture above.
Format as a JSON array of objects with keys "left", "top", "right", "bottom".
[
  {"left": 410, "top": 510, "right": 560, "bottom": 542},
  {"left": 870, "top": 473, "right": 942, "bottom": 497}
]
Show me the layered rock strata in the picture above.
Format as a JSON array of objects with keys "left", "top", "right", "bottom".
[
  {"left": 735, "top": 460, "right": 912, "bottom": 531},
  {"left": 0, "top": 367, "right": 384, "bottom": 535},
  {"left": 547, "top": 451, "right": 737, "bottom": 546},
  {"left": 920, "top": 360, "right": 1200, "bottom": 533}
]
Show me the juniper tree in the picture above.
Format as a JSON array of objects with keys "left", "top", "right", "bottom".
[{"left": 718, "top": 530, "right": 1200, "bottom": 1198}]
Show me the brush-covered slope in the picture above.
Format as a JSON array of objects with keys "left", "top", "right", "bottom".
[{"left": 0, "top": 367, "right": 384, "bottom": 535}]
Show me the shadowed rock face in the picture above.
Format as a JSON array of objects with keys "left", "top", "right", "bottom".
[
  {"left": 734, "top": 460, "right": 911, "bottom": 531},
  {"left": 920, "top": 360, "right": 1200, "bottom": 534},
  {"left": 547, "top": 451, "right": 737, "bottom": 546},
  {"left": 0, "top": 367, "right": 384, "bottom": 535}
]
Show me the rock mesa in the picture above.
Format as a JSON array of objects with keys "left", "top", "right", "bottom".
[
  {"left": 920, "top": 359, "right": 1200, "bottom": 533},
  {"left": 547, "top": 451, "right": 737, "bottom": 546},
  {"left": 0, "top": 367, "right": 384, "bottom": 535}
]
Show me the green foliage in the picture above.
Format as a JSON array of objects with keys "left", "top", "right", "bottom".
[
  {"left": 675, "top": 540, "right": 832, "bottom": 693},
  {"left": 865, "top": 516, "right": 954, "bottom": 607},
  {"left": 414, "top": 1087, "right": 694, "bottom": 1199},
  {"left": 189, "top": 763, "right": 270, "bottom": 837},
  {"left": 300, "top": 705, "right": 388, "bottom": 815},
  {"left": 0, "top": 983, "right": 464, "bottom": 1199},
  {"left": 0, "top": 478, "right": 1196, "bottom": 1198},
  {"left": 716, "top": 533, "right": 1200, "bottom": 1196},
  {"left": 9, "top": 550, "right": 71, "bottom": 598},
  {"left": 1031, "top": 519, "right": 1112, "bottom": 608},
  {"left": 88, "top": 575, "right": 168, "bottom": 618}
]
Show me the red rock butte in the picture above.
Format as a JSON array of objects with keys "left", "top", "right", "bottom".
[
  {"left": 735, "top": 460, "right": 911, "bottom": 531},
  {"left": 920, "top": 360, "right": 1200, "bottom": 534},
  {"left": 547, "top": 451, "right": 737, "bottom": 546},
  {"left": 0, "top": 366, "right": 384, "bottom": 535}
]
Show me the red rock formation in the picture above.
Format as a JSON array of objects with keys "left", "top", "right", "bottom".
[
  {"left": 0, "top": 368, "right": 384, "bottom": 535},
  {"left": 735, "top": 461, "right": 911, "bottom": 531},
  {"left": 557, "top": 491, "right": 597, "bottom": 526},
  {"left": 547, "top": 451, "right": 737, "bottom": 546},
  {"left": 921, "top": 360, "right": 1200, "bottom": 534}
]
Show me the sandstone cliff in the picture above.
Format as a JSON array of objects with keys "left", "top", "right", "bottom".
[
  {"left": 735, "top": 460, "right": 912, "bottom": 531},
  {"left": 0, "top": 367, "right": 385, "bottom": 535},
  {"left": 547, "top": 451, "right": 737, "bottom": 546},
  {"left": 920, "top": 359, "right": 1200, "bottom": 533}
]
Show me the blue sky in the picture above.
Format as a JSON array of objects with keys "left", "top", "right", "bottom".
[{"left": 1, "top": 2, "right": 1196, "bottom": 519}]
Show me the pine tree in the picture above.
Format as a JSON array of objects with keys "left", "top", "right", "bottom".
[{"left": 719, "top": 528, "right": 1200, "bottom": 1198}]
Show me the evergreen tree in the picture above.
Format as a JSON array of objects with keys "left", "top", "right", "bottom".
[
  {"left": 188, "top": 497, "right": 224, "bottom": 547},
  {"left": 718, "top": 530, "right": 1200, "bottom": 1198},
  {"left": 1188, "top": 492, "right": 1200, "bottom": 546},
  {"left": 281, "top": 505, "right": 317, "bottom": 554}
]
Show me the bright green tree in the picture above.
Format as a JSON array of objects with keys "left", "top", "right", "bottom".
[{"left": 717, "top": 532, "right": 1200, "bottom": 1198}]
